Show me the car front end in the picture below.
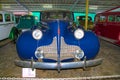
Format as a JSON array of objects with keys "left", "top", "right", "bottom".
[{"left": 15, "top": 11, "right": 103, "bottom": 72}]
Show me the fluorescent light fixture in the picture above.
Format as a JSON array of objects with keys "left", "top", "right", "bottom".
[
  {"left": 8, "top": 10, "right": 28, "bottom": 12},
  {"left": 2, "top": 6, "right": 11, "bottom": 9},
  {"left": 43, "top": 4, "right": 52, "bottom": 8},
  {"left": 89, "top": 6, "right": 98, "bottom": 10},
  {"left": 13, "top": 11, "right": 28, "bottom": 15},
  {"left": 2, "top": 4, "right": 10, "bottom": 8}
]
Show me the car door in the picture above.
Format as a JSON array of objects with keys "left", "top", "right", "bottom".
[
  {"left": 96, "top": 15, "right": 107, "bottom": 36},
  {"left": 106, "top": 14, "right": 120, "bottom": 40}
]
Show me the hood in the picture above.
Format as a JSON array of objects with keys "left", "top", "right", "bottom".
[{"left": 45, "top": 20, "right": 70, "bottom": 37}]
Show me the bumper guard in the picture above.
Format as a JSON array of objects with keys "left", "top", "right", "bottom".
[{"left": 15, "top": 58, "right": 103, "bottom": 70}]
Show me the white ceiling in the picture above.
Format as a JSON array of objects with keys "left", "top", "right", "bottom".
[{"left": 0, "top": 0, "right": 120, "bottom": 13}]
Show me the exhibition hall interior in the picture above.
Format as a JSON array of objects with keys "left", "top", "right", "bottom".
[{"left": 0, "top": 0, "right": 120, "bottom": 79}]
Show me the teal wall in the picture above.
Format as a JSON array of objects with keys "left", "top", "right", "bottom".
[{"left": 32, "top": 12, "right": 40, "bottom": 22}]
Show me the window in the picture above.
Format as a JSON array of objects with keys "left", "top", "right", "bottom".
[
  {"left": 0, "top": 14, "right": 3, "bottom": 22},
  {"left": 116, "top": 15, "right": 120, "bottom": 22},
  {"left": 5, "top": 14, "right": 11, "bottom": 22},
  {"left": 95, "top": 16, "right": 99, "bottom": 22},
  {"left": 99, "top": 15, "right": 106, "bottom": 22},
  {"left": 108, "top": 15, "right": 115, "bottom": 22}
]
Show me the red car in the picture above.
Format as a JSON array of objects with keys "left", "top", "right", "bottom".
[{"left": 93, "top": 9, "right": 120, "bottom": 46}]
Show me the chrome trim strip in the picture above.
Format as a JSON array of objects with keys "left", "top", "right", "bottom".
[{"left": 15, "top": 58, "right": 103, "bottom": 70}]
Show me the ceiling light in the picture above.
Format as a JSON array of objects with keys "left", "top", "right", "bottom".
[
  {"left": 2, "top": 6, "right": 11, "bottom": 9},
  {"left": 13, "top": 12, "right": 28, "bottom": 15},
  {"left": 89, "top": 6, "right": 98, "bottom": 10},
  {"left": 43, "top": 4, "right": 53, "bottom": 8}
]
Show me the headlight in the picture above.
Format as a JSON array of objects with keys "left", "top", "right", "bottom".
[
  {"left": 74, "top": 29, "right": 84, "bottom": 39},
  {"left": 32, "top": 29, "right": 42, "bottom": 40},
  {"left": 35, "top": 49, "right": 44, "bottom": 59},
  {"left": 75, "top": 49, "right": 84, "bottom": 59}
]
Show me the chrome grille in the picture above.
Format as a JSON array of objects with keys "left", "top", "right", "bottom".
[{"left": 38, "top": 37, "right": 80, "bottom": 60}]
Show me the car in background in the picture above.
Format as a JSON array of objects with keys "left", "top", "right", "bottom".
[
  {"left": 9, "top": 15, "right": 38, "bottom": 42},
  {"left": 93, "top": 12, "right": 120, "bottom": 46},
  {"left": 15, "top": 10, "right": 102, "bottom": 72},
  {"left": 0, "top": 11, "right": 15, "bottom": 41},
  {"left": 77, "top": 16, "right": 94, "bottom": 30}
]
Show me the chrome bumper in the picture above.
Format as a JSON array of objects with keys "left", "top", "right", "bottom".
[{"left": 15, "top": 58, "right": 103, "bottom": 70}]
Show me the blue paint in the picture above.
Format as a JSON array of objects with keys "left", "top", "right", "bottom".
[
  {"left": 42, "top": 58, "right": 57, "bottom": 63},
  {"left": 61, "top": 58, "right": 74, "bottom": 62},
  {"left": 16, "top": 29, "right": 53, "bottom": 60},
  {"left": 64, "top": 30, "right": 100, "bottom": 60},
  {"left": 16, "top": 20, "right": 100, "bottom": 62}
]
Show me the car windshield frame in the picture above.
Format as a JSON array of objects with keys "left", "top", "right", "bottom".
[{"left": 41, "top": 11, "right": 73, "bottom": 21}]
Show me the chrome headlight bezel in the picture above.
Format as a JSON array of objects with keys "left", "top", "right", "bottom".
[
  {"left": 35, "top": 49, "right": 44, "bottom": 59},
  {"left": 32, "top": 29, "right": 43, "bottom": 40},
  {"left": 75, "top": 49, "right": 84, "bottom": 59},
  {"left": 74, "top": 28, "right": 84, "bottom": 39}
]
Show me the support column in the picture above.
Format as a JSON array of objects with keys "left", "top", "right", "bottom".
[{"left": 85, "top": 0, "right": 89, "bottom": 30}]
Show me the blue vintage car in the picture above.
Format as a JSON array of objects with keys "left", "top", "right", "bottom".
[{"left": 15, "top": 11, "right": 102, "bottom": 72}]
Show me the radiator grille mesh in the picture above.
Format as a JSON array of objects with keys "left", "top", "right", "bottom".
[{"left": 38, "top": 37, "right": 80, "bottom": 60}]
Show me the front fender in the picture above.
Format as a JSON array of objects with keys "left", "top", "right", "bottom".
[
  {"left": 9, "top": 27, "right": 19, "bottom": 40},
  {"left": 16, "top": 30, "right": 53, "bottom": 60},
  {"left": 64, "top": 30, "right": 100, "bottom": 60}
]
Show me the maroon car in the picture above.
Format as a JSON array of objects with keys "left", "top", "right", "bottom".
[{"left": 93, "top": 8, "right": 120, "bottom": 46}]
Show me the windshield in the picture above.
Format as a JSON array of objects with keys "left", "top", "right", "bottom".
[
  {"left": 78, "top": 16, "right": 92, "bottom": 21},
  {"left": 41, "top": 11, "right": 73, "bottom": 21}
]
